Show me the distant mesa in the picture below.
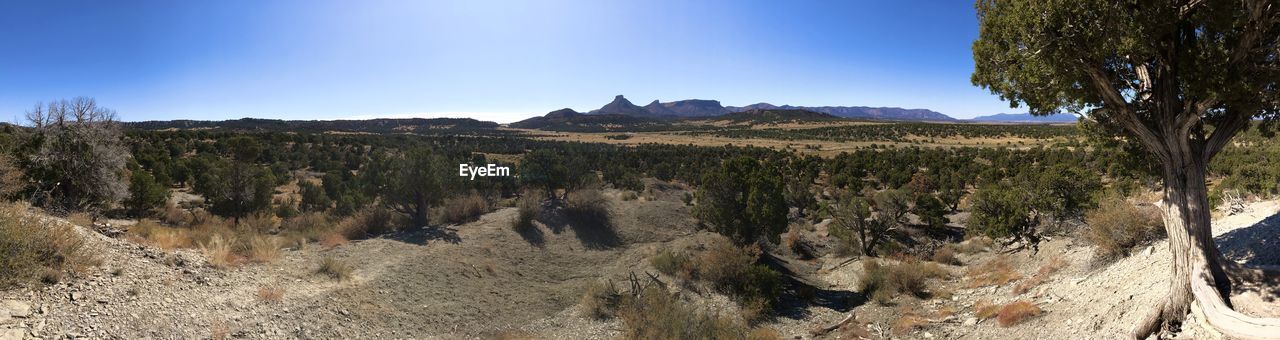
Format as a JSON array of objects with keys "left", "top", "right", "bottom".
[
  {"left": 969, "top": 113, "right": 1078, "bottom": 123},
  {"left": 643, "top": 100, "right": 680, "bottom": 117},
  {"left": 576, "top": 95, "right": 956, "bottom": 121},
  {"left": 716, "top": 109, "right": 840, "bottom": 122},
  {"left": 729, "top": 103, "right": 956, "bottom": 121}
]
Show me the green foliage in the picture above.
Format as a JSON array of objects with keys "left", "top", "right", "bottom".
[
  {"left": 913, "top": 194, "right": 948, "bottom": 229},
  {"left": 22, "top": 97, "right": 130, "bottom": 214},
  {"left": 693, "top": 157, "right": 788, "bottom": 245},
  {"left": 298, "top": 181, "right": 332, "bottom": 213},
  {"left": 204, "top": 163, "right": 276, "bottom": 224},
  {"left": 968, "top": 182, "right": 1034, "bottom": 239},
  {"left": 385, "top": 148, "right": 456, "bottom": 227},
  {"left": 125, "top": 171, "right": 168, "bottom": 217},
  {"left": 1027, "top": 164, "right": 1101, "bottom": 221}
]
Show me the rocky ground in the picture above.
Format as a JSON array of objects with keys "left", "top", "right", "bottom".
[{"left": 1, "top": 193, "right": 1279, "bottom": 339}]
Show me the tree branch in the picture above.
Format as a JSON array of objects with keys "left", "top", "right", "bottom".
[
  {"left": 1202, "top": 109, "right": 1252, "bottom": 161},
  {"left": 1084, "top": 66, "right": 1169, "bottom": 161}
]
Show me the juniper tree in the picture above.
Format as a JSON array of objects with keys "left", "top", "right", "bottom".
[{"left": 972, "top": 1, "right": 1280, "bottom": 336}]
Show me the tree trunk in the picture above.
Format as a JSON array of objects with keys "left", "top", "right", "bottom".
[{"left": 1133, "top": 154, "right": 1233, "bottom": 337}]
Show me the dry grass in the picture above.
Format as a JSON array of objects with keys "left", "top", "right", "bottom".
[
  {"left": 512, "top": 191, "right": 542, "bottom": 231},
  {"left": 892, "top": 314, "right": 929, "bottom": 335},
  {"left": 336, "top": 205, "right": 400, "bottom": 239},
  {"left": 579, "top": 280, "right": 621, "bottom": 320},
  {"left": 618, "top": 286, "right": 748, "bottom": 339},
  {"left": 650, "top": 249, "right": 693, "bottom": 280},
  {"left": 317, "top": 256, "right": 353, "bottom": 281},
  {"left": 201, "top": 235, "right": 242, "bottom": 269},
  {"left": 954, "top": 236, "right": 993, "bottom": 254},
  {"left": 974, "top": 299, "right": 1001, "bottom": 319},
  {"left": 1012, "top": 256, "right": 1068, "bottom": 295},
  {"left": 437, "top": 191, "right": 490, "bottom": 225},
  {"left": 241, "top": 213, "right": 278, "bottom": 233},
  {"left": 860, "top": 257, "right": 949, "bottom": 305},
  {"left": 0, "top": 203, "right": 97, "bottom": 288},
  {"left": 965, "top": 255, "right": 1022, "bottom": 288},
  {"left": 163, "top": 201, "right": 191, "bottom": 225},
  {"left": 243, "top": 235, "right": 281, "bottom": 263},
  {"left": 319, "top": 232, "right": 348, "bottom": 249},
  {"left": 996, "top": 300, "right": 1042, "bottom": 327},
  {"left": 1084, "top": 198, "right": 1164, "bottom": 264},
  {"left": 256, "top": 285, "right": 285, "bottom": 302},
  {"left": 66, "top": 212, "right": 94, "bottom": 226},
  {"left": 281, "top": 212, "right": 332, "bottom": 242},
  {"left": 931, "top": 244, "right": 961, "bottom": 265}
]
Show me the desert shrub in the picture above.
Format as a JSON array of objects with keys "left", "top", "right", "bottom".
[
  {"left": 650, "top": 249, "right": 691, "bottom": 277},
  {"left": 859, "top": 258, "right": 948, "bottom": 304},
  {"left": 437, "top": 191, "right": 490, "bottom": 225},
  {"left": 579, "top": 280, "right": 621, "bottom": 319},
  {"left": 163, "top": 201, "right": 191, "bottom": 226},
  {"left": 783, "top": 226, "right": 815, "bottom": 260},
  {"left": 317, "top": 256, "right": 352, "bottom": 280},
  {"left": 241, "top": 213, "right": 277, "bottom": 234},
  {"left": 996, "top": 300, "right": 1042, "bottom": 327},
  {"left": 0, "top": 204, "right": 96, "bottom": 288},
  {"left": 618, "top": 286, "right": 748, "bottom": 339},
  {"left": 281, "top": 212, "right": 332, "bottom": 241},
  {"left": 931, "top": 244, "right": 961, "bottom": 265},
  {"left": 965, "top": 255, "right": 1022, "bottom": 288},
  {"left": 687, "top": 238, "right": 782, "bottom": 319},
  {"left": 565, "top": 188, "right": 611, "bottom": 223},
  {"left": 513, "top": 190, "right": 542, "bottom": 231},
  {"left": 336, "top": 205, "right": 400, "bottom": 239},
  {"left": 0, "top": 154, "right": 23, "bottom": 199},
  {"left": 954, "top": 236, "right": 993, "bottom": 254},
  {"left": 1012, "top": 256, "right": 1068, "bottom": 295},
  {"left": 257, "top": 285, "right": 285, "bottom": 302},
  {"left": 1083, "top": 198, "right": 1164, "bottom": 263}
]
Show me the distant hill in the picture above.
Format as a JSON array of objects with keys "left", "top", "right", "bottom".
[
  {"left": 578, "top": 95, "right": 957, "bottom": 121},
  {"left": 728, "top": 103, "right": 956, "bottom": 121},
  {"left": 970, "top": 113, "right": 1078, "bottom": 123},
  {"left": 587, "top": 95, "right": 653, "bottom": 117},
  {"left": 124, "top": 117, "right": 501, "bottom": 134},
  {"left": 714, "top": 109, "right": 841, "bottom": 123},
  {"left": 509, "top": 108, "right": 669, "bottom": 132}
]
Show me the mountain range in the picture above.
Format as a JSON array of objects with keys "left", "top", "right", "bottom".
[
  {"left": 584, "top": 95, "right": 955, "bottom": 121},
  {"left": 968, "top": 113, "right": 1079, "bottom": 123}
]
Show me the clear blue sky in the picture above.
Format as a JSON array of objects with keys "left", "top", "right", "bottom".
[{"left": 0, "top": 0, "right": 1019, "bottom": 123}]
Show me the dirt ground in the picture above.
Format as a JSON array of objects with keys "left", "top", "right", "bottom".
[{"left": 2, "top": 192, "right": 1279, "bottom": 339}]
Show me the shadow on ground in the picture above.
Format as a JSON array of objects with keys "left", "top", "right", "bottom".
[
  {"left": 537, "top": 207, "right": 621, "bottom": 250},
  {"left": 761, "top": 253, "right": 861, "bottom": 320},
  {"left": 1217, "top": 210, "right": 1280, "bottom": 302},
  {"left": 386, "top": 226, "right": 462, "bottom": 245}
]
